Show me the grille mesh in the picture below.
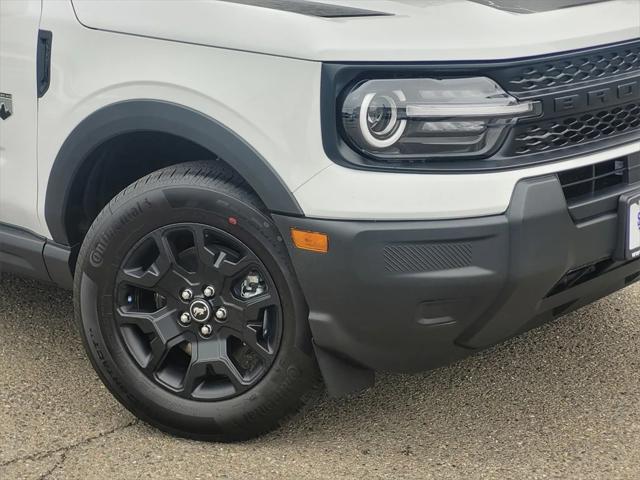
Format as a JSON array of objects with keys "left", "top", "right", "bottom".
[
  {"left": 384, "top": 243, "right": 472, "bottom": 273},
  {"left": 510, "top": 102, "right": 640, "bottom": 155},
  {"left": 558, "top": 158, "right": 627, "bottom": 201},
  {"left": 504, "top": 44, "right": 640, "bottom": 92}
]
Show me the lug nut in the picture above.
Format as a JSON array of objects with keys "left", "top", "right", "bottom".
[
  {"left": 200, "top": 324, "right": 213, "bottom": 337},
  {"left": 214, "top": 307, "right": 228, "bottom": 321},
  {"left": 179, "top": 312, "right": 191, "bottom": 326},
  {"left": 180, "top": 288, "right": 194, "bottom": 301},
  {"left": 203, "top": 285, "right": 215, "bottom": 298}
]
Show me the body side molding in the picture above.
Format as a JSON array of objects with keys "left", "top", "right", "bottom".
[{"left": 44, "top": 100, "right": 304, "bottom": 246}]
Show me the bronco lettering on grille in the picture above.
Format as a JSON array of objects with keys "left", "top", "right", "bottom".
[{"left": 553, "top": 80, "right": 639, "bottom": 113}]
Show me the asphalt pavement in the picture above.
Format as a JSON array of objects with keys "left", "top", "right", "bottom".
[{"left": 1, "top": 273, "right": 639, "bottom": 479}]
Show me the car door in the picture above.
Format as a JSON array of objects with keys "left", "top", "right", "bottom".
[{"left": 0, "top": 0, "right": 42, "bottom": 234}]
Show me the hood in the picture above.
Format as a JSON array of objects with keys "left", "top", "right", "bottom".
[{"left": 71, "top": 0, "right": 640, "bottom": 62}]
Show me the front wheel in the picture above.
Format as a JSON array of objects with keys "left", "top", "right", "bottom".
[{"left": 74, "top": 162, "right": 320, "bottom": 441}]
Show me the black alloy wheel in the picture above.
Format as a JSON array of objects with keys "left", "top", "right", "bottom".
[
  {"left": 74, "top": 162, "right": 320, "bottom": 441},
  {"left": 116, "top": 223, "right": 282, "bottom": 401}
]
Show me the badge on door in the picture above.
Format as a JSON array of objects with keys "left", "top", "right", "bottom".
[{"left": 0, "top": 93, "right": 12, "bottom": 120}]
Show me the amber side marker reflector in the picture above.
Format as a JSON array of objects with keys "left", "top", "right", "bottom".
[{"left": 290, "top": 228, "right": 329, "bottom": 253}]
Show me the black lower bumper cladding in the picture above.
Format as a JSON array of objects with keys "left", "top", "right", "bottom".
[{"left": 275, "top": 161, "right": 640, "bottom": 374}]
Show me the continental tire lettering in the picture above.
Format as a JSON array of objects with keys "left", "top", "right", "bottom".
[{"left": 89, "top": 199, "right": 150, "bottom": 267}]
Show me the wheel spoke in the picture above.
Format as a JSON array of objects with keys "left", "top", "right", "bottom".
[
  {"left": 116, "top": 231, "right": 172, "bottom": 288},
  {"left": 218, "top": 294, "right": 277, "bottom": 358},
  {"left": 153, "top": 230, "right": 199, "bottom": 295},
  {"left": 191, "top": 225, "right": 218, "bottom": 268},
  {"left": 117, "top": 263, "right": 166, "bottom": 289},
  {"left": 210, "top": 357, "right": 247, "bottom": 391},
  {"left": 117, "top": 230, "right": 197, "bottom": 299},
  {"left": 116, "top": 306, "right": 186, "bottom": 373},
  {"left": 214, "top": 250, "right": 254, "bottom": 278},
  {"left": 247, "top": 306, "right": 277, "bottom": 358},
  {"left": 146, "top": 337, "right": 170, "bottom": 373},
  {"left": 242, "top": 326, "right": 274, "bottom": 362},
  {"left": 242, "top": 293, "right": 278, "bottom": 322},
  {"left": 154, "top": 267, "right": 192, "bottom": 299},
  {"left": 182, "top": 358, "right": 208, "bottom": 394},
  {"left": 182, "top": 339, "right": 249, "bottom": 395},
  {"left": 116, "top": 307, "right": 182, "bottom": 345}
]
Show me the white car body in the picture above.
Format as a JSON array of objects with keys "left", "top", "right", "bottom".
[{"left": 1, "top": 0, "right": 639, "bottom": 239}]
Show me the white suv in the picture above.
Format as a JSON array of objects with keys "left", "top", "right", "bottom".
[{"left": 1, "top": 0, "right": 639, "bottom": 440}]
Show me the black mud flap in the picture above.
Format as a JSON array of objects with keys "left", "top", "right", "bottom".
[{"left": 313, "top": 342, "right": 374, "bottom": 398}]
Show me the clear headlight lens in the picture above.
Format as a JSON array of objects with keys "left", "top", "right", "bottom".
[{"left": 341, "top": 77, "right": 540, "bottom": 161}]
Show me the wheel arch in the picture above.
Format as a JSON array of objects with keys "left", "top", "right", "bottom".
[{"left": 44, "top": 100, "right": 303, "bottom": 246}]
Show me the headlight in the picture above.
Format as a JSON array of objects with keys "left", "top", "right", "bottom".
[
  {"left": 341, "top": 77, "right": 540, "bottom": 161},
  {"left": 359, "top": 91, "right": 407, "bottom": 148}
]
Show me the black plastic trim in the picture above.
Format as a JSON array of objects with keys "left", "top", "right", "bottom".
[
  {"left": 217, "top": 0, "right": 390, "bottom": 17},
  {"left": 0, "top": 223, "right": 49, "bottom": 282},
  {"left": 37, "top": 30, "right": 52, "bottom": 98},
  {"left": 0, "top": 223, "right": 74, "bottom": 288},
  {"left": 560, "top": 152, "right": 640, "bottom": 222},
  {"left": 43, "top": 242, "right": 74, "bottom": 289},
  {"left": 274, "top": 172, "right": 640, "bottom": 372},
  {"left": 313, "top": 342, "right": 374, "bottom": 397},
  {"left": 320, "top": 38, "right": 640, "bottom": 173},
  {"left": 567, "top": 183, "right": 640, "bottom": 222},
  {"left": 44, "top": 100, "right": 303, "bottom": 246}
]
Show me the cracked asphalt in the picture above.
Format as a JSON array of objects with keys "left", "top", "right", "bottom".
[{"left": 1, "top": 273, "right": 640, "bottom": 479}]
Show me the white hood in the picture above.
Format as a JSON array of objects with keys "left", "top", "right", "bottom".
[{"left": 71, "top": 0, "right": 640, "bottom": 62}]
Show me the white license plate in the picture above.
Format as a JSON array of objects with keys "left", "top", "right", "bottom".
[{"left": 620, "top": 192, "right": 640, "bottom": 260}]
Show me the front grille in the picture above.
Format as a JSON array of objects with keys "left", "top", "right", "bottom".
[
  {"left": 510, "top": 102, "right": 640, "bottom": 156},
  {"left": 558, "top": 157, "right": 627, "bottom": 201},
  {"left": 557, "top": 153, "right": 640, "bottom": 222},
  {"left": 503, "top": 43, "right": 640, "bottom": 93}
]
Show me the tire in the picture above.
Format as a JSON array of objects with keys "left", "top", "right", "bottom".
[{"left": 74, "top": 161, "right": 321, "bottom": 441}]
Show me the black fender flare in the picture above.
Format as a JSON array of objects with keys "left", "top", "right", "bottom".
[{"left": 45, "top": 100, "right": 303, "bottom": 245}]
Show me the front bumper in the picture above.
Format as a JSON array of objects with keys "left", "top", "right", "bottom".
[{"left": 274, "top": 161, "right": 640, "bottom": 373}]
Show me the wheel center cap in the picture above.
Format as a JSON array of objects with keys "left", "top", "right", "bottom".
[{"left": 189, "top": 299, "right": 211, "bottom": 323}]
